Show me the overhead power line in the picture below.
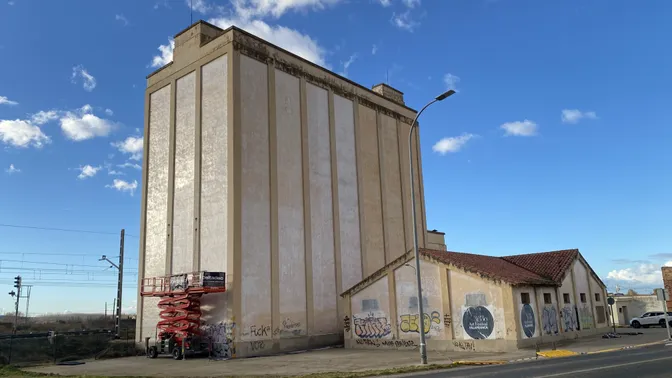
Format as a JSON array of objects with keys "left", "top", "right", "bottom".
[
  {"left": 0, "top": 223, "right": 138, "bottom": 238},
  {"left": 0, "top": 252, "right": 138, "bottom": 261},
  {"left": 0, "top": 258, "right": 138, "bottom": 271}
]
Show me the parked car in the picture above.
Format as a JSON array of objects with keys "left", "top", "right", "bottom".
[{"left": 630, "top": 312, "right": 672, "bottom": 328}]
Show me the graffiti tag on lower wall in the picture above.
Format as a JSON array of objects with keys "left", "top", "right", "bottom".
[
  {"left": 343, "top": 316, "right": 351, "bottom": 333},
  {"left": 399, "top": 311, "right": 441, "bottom": 335},
  {"left": 521, "top": 304, "right": 536, "bottom": 338},
  {"left": 201, "top": 320, "right": 236, "bottom": 359},
  {"left": 355, "top": 338, "right": 417, "bottom": 348},
  {"left": 354, "top": 313, "right": 392, "bottom": 339},
  {"left": 453, "top": 340, "right": 475, "bottom": 351},
  {"left": 542, "top": 306, "right": 559, "bottom": 335}
]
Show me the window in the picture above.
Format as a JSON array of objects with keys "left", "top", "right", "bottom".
[
  {"left": 580, "top": 293, "right": 587, "bottom": 303},
  {"left": 595, "top": 293, "right": 601, "bottom": 302},
  {"left": 362, "top": 299, "right": 379, "bottom": 312},
  {"left": 544, "top": 293, "right": 552, "bottom": 304},
  {"left": 596, "top": 306, "right": 606, "bottom": 323},
  {"left": 521, "top": 293, "right": 530, "bottom": 304},
  {"left": 619, "top": 307, "right": 623, "bottom": 313},
  {"left": 409, "top": 296, "right": 428, "bottom": 309},
  {"left": 563, "top": 293, "right": 571, "bottom": 304}
]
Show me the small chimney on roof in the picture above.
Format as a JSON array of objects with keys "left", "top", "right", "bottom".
[
  {"left": 372, "top": 83, "right": 405, "bottom": 105},
  {"left": 172, "top": 21, "right": 223, "bottom": 66}
]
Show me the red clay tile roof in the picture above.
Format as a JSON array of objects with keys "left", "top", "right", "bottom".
[
  {"left": 419, "top": 249, "right": 558, "bottom": 286},
  {"left": 501, "top": 249, "right": 579, "bottom": 284}
]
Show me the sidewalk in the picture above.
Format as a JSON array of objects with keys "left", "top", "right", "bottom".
[
  {"left": 535, "top": 327, "right": 668, "bottom": 357},
  {"left": 24, "top": 329, "right": 669, "bottom": 377}
]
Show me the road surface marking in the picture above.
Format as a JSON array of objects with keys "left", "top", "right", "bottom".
[{"left": 535, "top": 356, "right": 672, "bottom": 377}]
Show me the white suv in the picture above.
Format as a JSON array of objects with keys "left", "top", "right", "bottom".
[{"left": 630, "top": 312, "right": 672, "bottom": 328}]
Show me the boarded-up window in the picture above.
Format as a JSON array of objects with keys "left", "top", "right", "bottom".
[
  {"left": 580, "top": 293, "right": 587, "bottom": 303},
  {"left": 563, "top": 293, "right": 571, "bottom": 304},
  {"left": 596, "top": 306, "right": 606, "bottom": 323},
  {"left": 544, "top": 293, "right": 552, "bottom": 304},
  {"left": 362, "top": 299, "right": 379, "bottom": 311},
  {"left": 521, "top": 293, "right": 530, "bottom": 304},
  {"left": 595, "top": 293, "right": 601, "bottom": 302},
  {"left": 409, "top": 296, "right": 428, "bottom": 309}
]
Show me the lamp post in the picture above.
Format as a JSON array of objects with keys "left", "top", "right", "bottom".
[{"left": 408, "top": 89, "right": 455, "bottom": 365}]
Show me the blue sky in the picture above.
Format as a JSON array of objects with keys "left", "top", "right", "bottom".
[{"left": 0, "top": 0, "right": 670, "bottom": 314}]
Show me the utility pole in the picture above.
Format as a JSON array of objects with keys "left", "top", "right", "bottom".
[
  {"left": 8, "top": 275, "right": 22, "bottom": 364},
  {"left": 99, "top": 229, "right": 124, "bottom": 339},
  {"left": 22, "top": 285, "right": 32, "bottom": 323}
]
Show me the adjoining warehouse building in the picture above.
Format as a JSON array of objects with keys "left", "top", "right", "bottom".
[
  {"left": 137, "top": 21, "right": 432, "bottom": 358},
  {"left": 341, "top": 248, "right": 610, "bottom": 352}
]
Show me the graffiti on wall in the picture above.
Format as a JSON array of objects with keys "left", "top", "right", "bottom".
[
  {"left": 343, "top": 316, "right": 351, "bottom": 333},
  {"left": 202, "top": 320, "right": 236, "bottom": 359},
  {"left": 353, "top": 313, "right": 392, "bottom": 339},
  {"left": 462, "top": 293, "right": 495, "bottom": 340},
  {"left": 579, "top": 305, "right": 593, "bottom": 330},
  {"left": 520, "top": 304, "right": 536, "bottom": 338},
  {"left": 542, "top": 306, "right": 559, "bottom": 335},
  {"left": 399, "top": 311, "right": 441, "bottom": 335},
  {"left": 355, "top": 338, "right": 417, "bottom": 349},
  {"left": 562, "top": 305, "right": 578, "bottom": 332}
]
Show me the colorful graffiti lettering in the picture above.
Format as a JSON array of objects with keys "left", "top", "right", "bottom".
[
  {"left": 542, "top": 306, "right": 559, "bottom": 335},
  {"left": 344, "top": 316, "right": 351, "bottom": 333},
  {"left": 354, "top": 314, "right": 392, "bottom": 339},
  {"left": 399, "top": 311, "right": 441, "bottom": 334}
]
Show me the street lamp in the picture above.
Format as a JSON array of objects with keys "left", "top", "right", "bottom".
[{"left": 408, "top": 89, "right": 455, "bottom": 365}]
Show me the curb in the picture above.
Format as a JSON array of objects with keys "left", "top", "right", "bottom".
[
  {"left": 536, "top": 350, "right": 579, "bottom": 358},
  {"left": 455, "top": 360, "right": 507, "bottom": 366},
  {"left": 508, "top": 356, "right": 538, "bottom": 363}
]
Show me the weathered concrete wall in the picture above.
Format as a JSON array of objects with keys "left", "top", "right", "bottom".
[
  {"left": 589, "top": 274, "right": 608, "bottom": 326},
  {"left": 395, "top": 259, "right": 445, "bottom": 340},
  {"left": 350, "top": 277, "right": 392, "bottom": 342},
  {"left": 614, "top": 295, "right": 662, "bottom": 325},
  {"left": 558, "top": 267, "right": 578, "bottom": 334},
  {"left": 513, "top": 286, "right": 539, "bottom": 340},
  {"left": 171, "top": 71, "right": 196, "bottom": 276},
  {"left": 449, "top": 269, "right": 506, "bottom": 342},
  {"left": 141, "top": 84, "right": 171, "bottom": 341},
  {"left": 572, "top": 260, "right": 594, "bottom": 330},
  {"left": 275, "top": 69, "right": 307, "bottom": 338},
  {"left": 535, "top": 287, "right": 561, "bottom": 338}
]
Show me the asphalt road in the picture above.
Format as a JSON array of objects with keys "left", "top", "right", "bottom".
[{"left": 402, "top": 344, "right": 672, "bottom": 378}]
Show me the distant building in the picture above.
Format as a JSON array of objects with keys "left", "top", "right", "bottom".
[
  {"left": 611, "top": 294, "right": 661, "bottom": 326},
  {"left": 137, "top": 21, "right": 432, "bottom": 357},
  {"left": 341, "top": 248, "right": 610, "bottom": 352},
  {"left": 662, "top": 267, "right": 672, "bottom": 310}
]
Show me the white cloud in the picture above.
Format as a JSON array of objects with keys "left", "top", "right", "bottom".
[
  {"left": 607, "top": 261, "right": 672, "bottom": 286},
  {"left": 115, "top": 14, "right": 129, "bottom": 26},
  {"left": 0, "top": 119, "right": 50, "bottom": 148},
  {"left": 5, "top": 164, "right": 20, "bottom": 174},
  {"left": 402, "top": 0, "right": 420, "bottom": 8},
  {"left": 377, "top": 0, "right": 391, "bottom": 6},
  {"left": 108, "top": 170, "right": 124, "bottom": 176},
  {"left": 150, "top": 39, "right": 175, "bottom": 68},
  {"left": 112, "top": 136, "right": 143, "bottom": 160},
  {"left": 432, "top": 133, "right": 476, "bottom": 155},
  {"left": 209, "top": 17, "right": 329, "bottom": 67},
  {"left": 77, "top": 164, "right": 101, "bottom": 180},
  {"left": 118, "top": 162, "right": 142, "bottom": 170},
  {"left": 0, "top": 96, "right": 18, "bottom": 106},
  {"left": 443, "top": 73, "right": 460, "bottom": 91},
  {"left": 106, "top": 179, "right": 138, "bottom": 195},
  {"left": 371, "top": 44, "right": 378, "bottom": 55},
  {"left": 30, "top": 110, "right": 59, "bottom": 125},
  {"left": 104, "top": 108, "right": 114, "bottom": 116},
  {"left": 71, "top": 65, "right": 97, "bottom": 92},
  {"left": 60, "top": 105, "right": 118, "bottom": 141},
  {"left": 561, "top": 109, "right": 598, "bottom": 124},
  {"left": 340, "top": 53, "right": 357, "bottom": 77},
  {"left": 231, "top": 0, "right": 343, "bottom": 19},
  {"left": 500, "top": 120, "right": 538, "bottom": 137},
  {"left": 391, "top": 11, "right": 419, "bottom": 32},
  {"left": 186, "top": 0, "right": 211, "bottom": 13}
]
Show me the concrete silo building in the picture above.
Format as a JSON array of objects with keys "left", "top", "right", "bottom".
[{"left": 136, "top": 21, "right": 432, "bottom": 357}]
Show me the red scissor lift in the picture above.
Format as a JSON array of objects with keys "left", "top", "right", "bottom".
[{"left": 140, "top": 271, "right": 226, "bottom": 360}]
